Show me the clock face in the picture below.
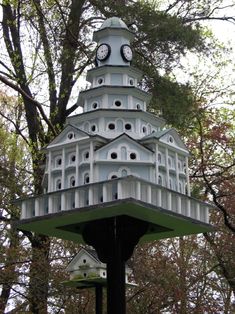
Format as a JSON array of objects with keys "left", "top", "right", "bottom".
[
  {"left": 120, "top": 44, "right": 133, "bottom": 62},
  {"left": 96, "top": 43, "right": 111, "bottom": 61}
]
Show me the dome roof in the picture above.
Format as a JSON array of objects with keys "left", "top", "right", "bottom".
[{"left": 100, "top": 17, "right": 128, "bottom": 30}]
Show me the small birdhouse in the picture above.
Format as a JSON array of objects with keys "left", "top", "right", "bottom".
[{"left": 64, "top": 247, "right": 134, "bottom": 288}]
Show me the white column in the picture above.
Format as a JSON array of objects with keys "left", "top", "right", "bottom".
[
  {"left": 89, "top": 186, "right": 93, "bottom": 206},
  {"left": 196, "top": 203, "right": 200, "bottom": 220},
  {"left": 136, "top": 181, "right": 141, "bottom": 200},
  {"left": 157, "top": 189, "right": 162, "bottom": 207},
  {"left": 155, "top": 143, "right": 159, "bottom": 184},
  {"left": 48, "top": 195, "right": 53, "bottom": 214},
  {"left": 61, "top": 192, "right": 66, "bottom": 211},
  {"left": 165, "top": 147, "right": 170, "bottom": 188},
  {"left": 175, "top": 152, "right": 180, "bottom": 192},
  {"left": 185, "top": 156, "right": 191, "bottom": 196},
  {"left": 61, "top": 148, "right": 65, "bottom": 189},
  {"left": 103, "top": 184, "right": 108, "bottom": 202},
  {"left": 21, "top": 202, "right": 27, "bottom": 219},
  {"left": 75, "top": 143, "right": 79, "bottom": 186},
  {"left": 117, "top": 181, "right": 123, "bottom": 199},
  {"left": 187, "top": 199, "right": 191, "bottom": 217},
  {"left": 48, "top": 151, "right": 52, "bottom": 192},
  {"left": 75, "top": 190, "right": 80, "bottom": 208},
  {"left": 205, "top": 207, "right": 209, "bottom": 224},
  {"left": 147, "top": 185, "right": 152, "bottom": 203},
  {"left": 35, "top": 198, "right": 40, "bottom": 216},
  {"left": 177, "top": 196, "right": 182, "bottom": 214},
  {"left": 167, "top": 192, "right": 172, "bottom": 211},
  {"left": 89, "top": 141, "right": 94, "bottom": 183}
]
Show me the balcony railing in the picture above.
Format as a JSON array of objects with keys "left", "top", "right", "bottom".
[{"left": 19, "top": 175, "right": 209, "bottom": 224}]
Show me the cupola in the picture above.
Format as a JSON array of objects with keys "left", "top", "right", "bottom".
[{"left": 93, "top": 17, "right": 134, "bottom": 67}]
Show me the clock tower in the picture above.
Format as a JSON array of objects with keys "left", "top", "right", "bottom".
[{"left": 94, "top": 16, "right": 134, "bottom": 67}]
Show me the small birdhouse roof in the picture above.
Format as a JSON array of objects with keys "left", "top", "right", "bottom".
[
  {"left": 96, "top": 132, "right": 154, "bottom": 154},
  {"left": 140, "top": 128, "right": 189, "bottom": 154},
  {"left": 45, "top": 124, "right": 107, "bottom": 149},
  {"left": 93, "top": 17, "right": 134, "bottom": 42},
  {"left": 66, "top": 247, "right": 102, "bottom": 272}
]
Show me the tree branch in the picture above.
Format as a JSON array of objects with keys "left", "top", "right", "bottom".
[
  {"left": 0, "top": 74, "right": 56, "bottom": 136},
  {"left": 0, "top": 111, "right": 30, "bottom": 145},
  {"left": 57, "top": 0, "right": 86, "bottom": 127},
  {"left": 32, "top": 0, "right": 57, "bottom": 112},
  {"left": 197, "top": 117, "right": 235, "bottom": 233}
]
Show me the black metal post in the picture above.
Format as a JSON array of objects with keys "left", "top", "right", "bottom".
[
  {"left": 95, "top": 285, "right": 103, "bottom": 314},
  {"left": 82, "top": 216, "right": 148, "bottom": 314},
  {"left": 106, "top": 218, "right": 126, "bottom": 314}
]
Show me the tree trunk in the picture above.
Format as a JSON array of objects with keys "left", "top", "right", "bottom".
[
  {"left": 28, "top": 235, "right": 50, "bottom": 314},
  {"left": 0, "top": 223, "right": 19, "bottom": 313}
]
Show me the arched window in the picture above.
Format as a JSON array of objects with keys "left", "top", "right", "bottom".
[
  {"left": 55, "top": 156, "right": 62, "bottom": 168},
  {"left": 129, "top": 77, "right": 134, "bottom": 86},
  {"left": 70, "top": 176, "right": 76, "bottom": 187},
  {"left": 84, "top": 151, "right": 89, "bottom": 160},
  {"left": 121, "top": 146, "right": 127, "bottom": 160},
  {"left": 70, "top": 154, "right": 76, "bottom": 163},
  {"left": 56, "top": 179, "right": 62, "bottom": 190},
  {"left": 91, "top": 124, "right": 96, "bottom": 132},
  {"left": 158, "top": 153, "right": 162, "bottom": 164},
  {"left": 168, "top": 135, "right": 174, "bottom": 143},
  {"left": 121, "top": 169, "right": 128, "bottom": 177},
  {"left": 84, "top": 173, "right": 90, "bottom": 184}
]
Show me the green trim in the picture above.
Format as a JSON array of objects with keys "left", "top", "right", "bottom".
[{"left": 16, "top": 199, "right": 213, "bottom": 243}]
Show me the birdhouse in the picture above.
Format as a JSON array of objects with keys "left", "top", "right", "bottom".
[
  {"left": 17, "top": 17, "right": 213, "bottom": 247},
  {"left": 63, "top": 247, "right": 134, "bottom": 288}
]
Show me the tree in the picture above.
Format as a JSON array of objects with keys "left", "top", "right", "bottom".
[
  {"left": 0, "top": 91, "right": 29, "bottom": 312},
  {"left": 187, "top": 106, "right": 235, "bottom": 297},
  {"left": 0, "top": 0, "right": 235, "bottom": 312},
  {"left": 127, "top": 237, "right": 234, "bottom": 313}
]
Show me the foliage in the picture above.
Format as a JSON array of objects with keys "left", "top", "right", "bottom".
[{"left": 127, "top": 237, "right": 234, "bottom": 313}]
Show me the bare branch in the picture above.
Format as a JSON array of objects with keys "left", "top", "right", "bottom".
[
  {"left": 0, "top": 74, "right": 56, "bottom": 136},
  {"left": 0, "top": 111, "right": 30, "bottom": 145}
]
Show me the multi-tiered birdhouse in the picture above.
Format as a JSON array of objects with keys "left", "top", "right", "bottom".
[{"left": 18, "top": 17, "right": 212, "bottom": 248}]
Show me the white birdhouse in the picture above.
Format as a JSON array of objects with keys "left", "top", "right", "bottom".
[{"left": 18, "top": 17, "right": 212, "bottom": 243}]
